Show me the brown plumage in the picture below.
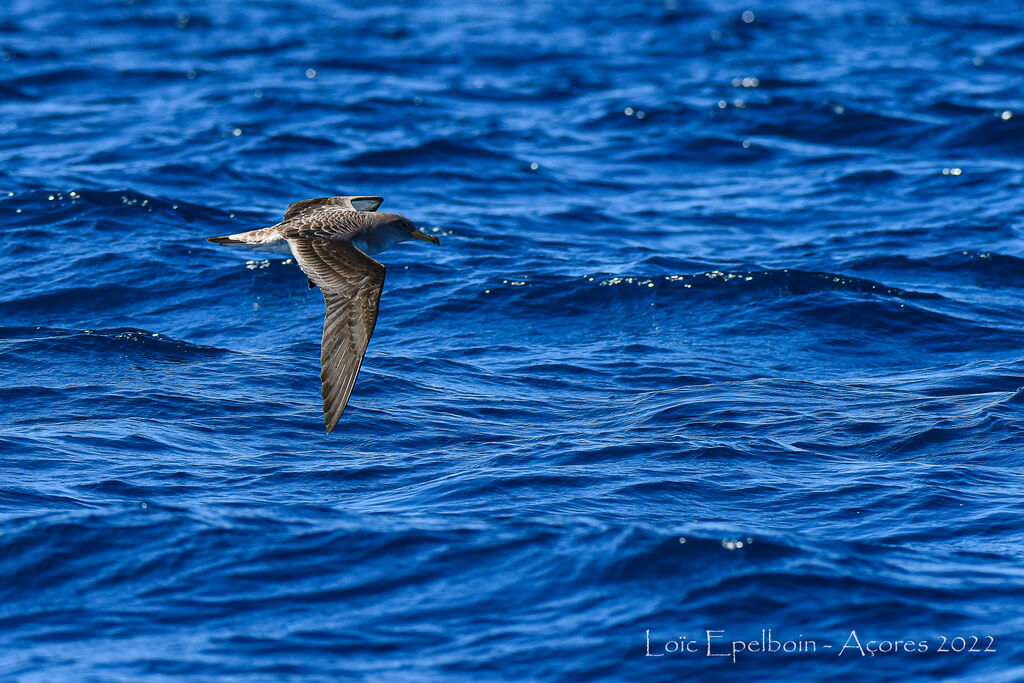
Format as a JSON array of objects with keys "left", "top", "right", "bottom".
[{"left": 207, "top": 195, "right": 440, "bottom": 433}]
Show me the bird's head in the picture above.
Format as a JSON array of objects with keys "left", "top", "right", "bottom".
[{"left": 391, "top": 216, "right": 440, "bottom": 246}]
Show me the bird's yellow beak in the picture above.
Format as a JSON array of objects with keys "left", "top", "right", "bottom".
[{"left": 410, "top": 229, "right": 440, "bottom": 246}]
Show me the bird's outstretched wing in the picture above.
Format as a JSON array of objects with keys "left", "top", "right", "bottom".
[
  {"left": 283, "top": 196, "right": 383, "bottom": 221},
  {"left": 288, "top": 238, "right": 386, "bottom": 434}
]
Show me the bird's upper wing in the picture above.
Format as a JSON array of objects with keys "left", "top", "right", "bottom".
[
  {"left": 288, "top": 237, "right": 386, "bottom": 434},
  {"left": 279, "top": 204, "right": 383, "bottom": 242},
  {"left": 283, "top": 196, "right": 383, "bottom": 221}
]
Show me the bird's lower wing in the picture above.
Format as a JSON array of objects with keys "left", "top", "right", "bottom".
[{"left": 288, "top": 238, "right": 386, "bottom": 434}]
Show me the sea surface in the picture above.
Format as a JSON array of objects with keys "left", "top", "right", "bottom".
[{"left": 2, "top": 0, "right": 1024, "bottom": 679}]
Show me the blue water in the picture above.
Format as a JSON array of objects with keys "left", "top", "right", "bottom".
[{"left": 3, "top": 0, "right": 1024, "bottom": 679}]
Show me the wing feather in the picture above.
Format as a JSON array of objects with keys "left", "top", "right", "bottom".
[
  {"left": 288, "top": 238, "right": 385, "bottom": 433},
  {"left": 283, "top": 195, "right": 383, "bottom": 221}
]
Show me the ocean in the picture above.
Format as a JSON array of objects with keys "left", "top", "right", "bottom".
[{"left": 2, "top": 0, "right": 1024, "bottom": 679}]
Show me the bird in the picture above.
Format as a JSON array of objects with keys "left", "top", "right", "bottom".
[{"left": 206, "top": 195, "right": 439, "bottom": 434}]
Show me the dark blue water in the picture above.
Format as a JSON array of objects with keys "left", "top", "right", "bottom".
[{"left": 3, "top": 0, "right": 1024, "bottom": 679}]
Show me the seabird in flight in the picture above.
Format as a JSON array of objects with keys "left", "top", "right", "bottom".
[{"left": 207, "top": 195, "right": 439, "bottom": 433}]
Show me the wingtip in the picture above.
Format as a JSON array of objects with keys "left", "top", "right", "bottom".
[{"left": 324, "top": 411, "right": 342, "bottom": 435}]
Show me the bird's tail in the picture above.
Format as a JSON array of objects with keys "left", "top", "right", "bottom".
[
  {"left": 205, "top": 226, "right": 286, "bottom": 250},
  {"left": 206, "top": 235, "right": 244, "bottom": 244}
]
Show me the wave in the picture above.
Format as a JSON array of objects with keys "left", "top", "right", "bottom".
[
  {"left": 939, "top": 113, "right": 1024, "bottom": 154},
  {"left": 240, "top": 133, "right": 337, "bottom": 156},
  {"left": 845, "top": 250, "right": 1024, "bottom": 285},
  {"left": 344, "top": 138, "right": 521, "bottom": 168},
  {"left": 4, "top": 187, "right": 266, "bottom": 243},
  {"left": 0, "top": 326, "right": 231, "bottom": 362},
  {"left": 748, "top": 98, "right": 936, "bottom": 149},
  {"left": 437, "top": 268, "right": 941, "bottom": 311}
]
